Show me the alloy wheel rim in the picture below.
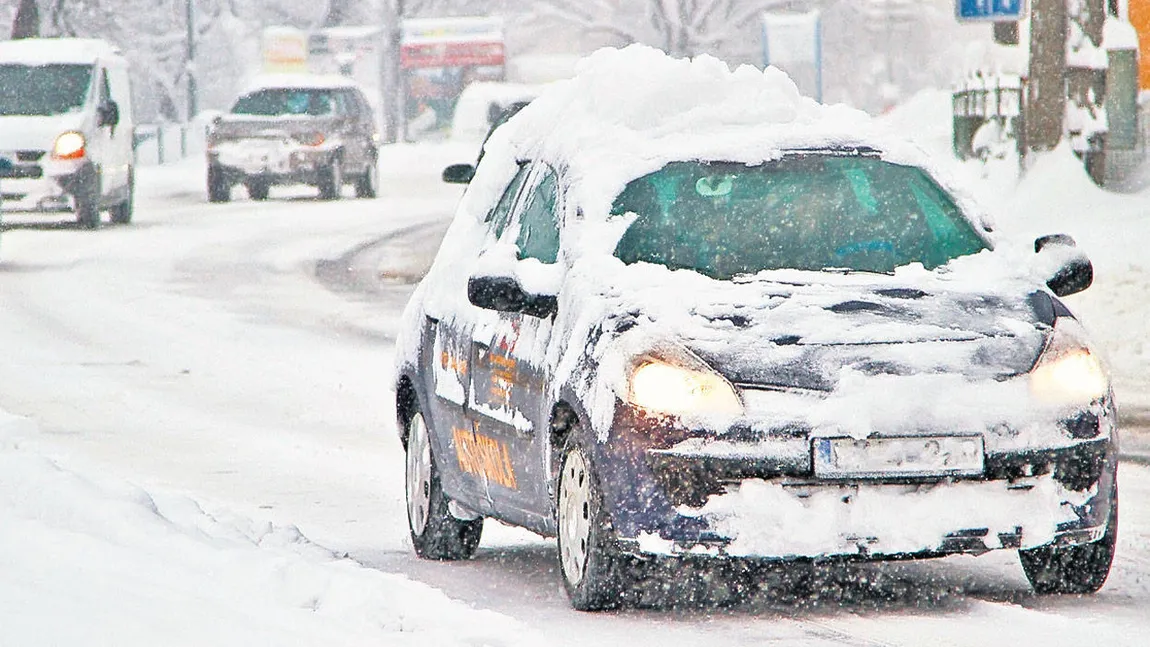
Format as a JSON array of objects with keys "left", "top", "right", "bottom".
[
  {"left": 406, "top": 413, "right": 432, "bottom": 536},
  {"left": 559, "top": 447, "right": 592, "bottom": 586}
]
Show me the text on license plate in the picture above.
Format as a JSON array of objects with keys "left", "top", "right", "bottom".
[{"left": 813, "top": 435, "right": 985, "bottom": 478}]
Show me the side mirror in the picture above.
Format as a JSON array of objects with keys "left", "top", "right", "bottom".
[
  {"left": 442, "top": 163, "right": 475, "bottom": 185},
  {"left": 98, "top": 100, "right": 120, "bottom": 128},
  {"left": 1035, "top": 234, "right": 1093, "bottom": 297},
  {"left": 468, "top": 274, "right": 557, "bottom": 318}
]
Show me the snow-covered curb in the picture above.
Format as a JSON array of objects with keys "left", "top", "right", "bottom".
[{"left": 0, "top": 408, "right": 531, "bottom": 647}]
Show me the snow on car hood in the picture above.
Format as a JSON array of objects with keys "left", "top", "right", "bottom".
[
  {"left": 592, "top": 257, "right": 1047, "bottom": 391},
  {"left": 0, "top": 112, "right": 87, "bottom": 150}
]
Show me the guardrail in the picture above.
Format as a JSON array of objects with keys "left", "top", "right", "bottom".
[{"left": 133, "top": 123, "right": 209, "bottom": 166}]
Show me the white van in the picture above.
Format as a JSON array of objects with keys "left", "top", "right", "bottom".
[{"left": 0, "top": 38, "right": 135, "bottom": 228}]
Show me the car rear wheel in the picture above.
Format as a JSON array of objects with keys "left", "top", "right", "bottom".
[
  {"left": 318, "top": 156, "right": 343, "bottom": 200},
  {"left": 109, "top": 168, "right": 134, "bottom": 224},
  {"left": 1019, "top": 486, "right": 1117, "bottom": 594},
  {"left": 405, "top": 407, "right": 482, "bottom": 560},
  {"left": 557, "top": 436, "right": 626, "bottom": 610},
  {"left": 208, "top": 165, "right": 231, "bottom": 203},
  {"left": 246, "top": 179, "right": 270, "bottom": 201},
  {"left": 354, "top": 149, "right": 379, "bottom": 198}
]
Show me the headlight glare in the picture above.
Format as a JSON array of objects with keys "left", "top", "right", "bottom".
[
  {"left": 627, "top": 359, "right": 742, "bottom": 416},
  {"left": 1030, "top": 349, "right": 1108, "bottom": 404},
  {"left": 52, "top": 131, "right": 86, "bottom": 159},
  {"left": 1029, "top": 318, "right": 1109, "bottom": 405}
]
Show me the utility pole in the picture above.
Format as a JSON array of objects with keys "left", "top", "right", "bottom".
[
  {"left": 383, "top": 0, "right": 406, "bottom": 144},
  {"left": 186, "top": 0, "right": 198, "bottom": 121},
  {"left": 1026, "top": 0, "right": 1067, "bottom": 152}
]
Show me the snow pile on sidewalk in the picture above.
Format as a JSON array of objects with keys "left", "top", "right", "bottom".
[{"left": 0, "top": 409, "right": 530, "bottom": 647}]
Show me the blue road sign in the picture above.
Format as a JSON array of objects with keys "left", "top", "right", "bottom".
[{"left": 957, "top": 0, "right": 1025, "bottom": 22}]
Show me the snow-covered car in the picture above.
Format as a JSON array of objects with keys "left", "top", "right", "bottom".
[
  {"left": 393, "top": 47, "right": 1118, "bottom": 611},
  {"left": 205, "top": 74, "right": 380, "bottom": 202}
]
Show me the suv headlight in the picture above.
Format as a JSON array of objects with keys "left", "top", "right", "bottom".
[
  {"left": 1029, "top": 317, "right": 1109, "bottom": 405},
  {"left": 52, "top": 131, "right": 86, "bottom": 160},
  {"left": 627, "top": 357, "right": 742, "bottom": 416}
]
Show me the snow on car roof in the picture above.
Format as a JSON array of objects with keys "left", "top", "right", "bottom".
[
  {"left": 0, "top": 38, "right": 124, "bottom": 65},
  {"left": 241, "top": 73, "right": 361, "bottom": 94},
  {"left": 467, "top": 44, "right": 959, "bottom": 228}
]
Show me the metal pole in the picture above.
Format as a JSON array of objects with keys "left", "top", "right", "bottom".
[
  {"left": 383, "top": 0, "right": 405, "bottom": 144},
  {"left": 186, "top": 0, "right": 197, "bottom": 121}
]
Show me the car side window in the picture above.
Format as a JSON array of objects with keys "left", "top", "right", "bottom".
[
  {"left": 338, "top": 91, "right": 357, "bottom": 117},
  {"left": 513, "top": 166, "right": 561, "bottom": 264},
  {"left": 100, "top": 71, "right": 112, "bottom": 103},
  {"left": 487, "top": 164, "right": 530, "bottom": 240}
]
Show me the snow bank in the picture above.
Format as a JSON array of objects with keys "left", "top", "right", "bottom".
[{"left": 0, "top": 409, "right": 531, "bottom": 647}]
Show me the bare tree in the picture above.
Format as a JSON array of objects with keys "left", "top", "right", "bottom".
[{"left": 529, "top": 0, "right": 811, "bottom": 58}]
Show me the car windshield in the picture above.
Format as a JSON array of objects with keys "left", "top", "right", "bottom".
[
  {"left": 0, "top": 63, "right": 92, "bottom": 116},
  {"left": 612, "top": 155, "right": 989, "bottom": 278},
  {"left": 231, "top": 88, "right": 334, "bottom": 117}
]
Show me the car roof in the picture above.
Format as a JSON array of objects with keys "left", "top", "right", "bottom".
[
  {"left": 0, "top": 38, "right": 124, "bottom": 66},
  {"left": 240, "top": 73, "right": 363, "bottom": 94},
  {"left": 471, "top": 45, "right": 982, "bottom": 231}
]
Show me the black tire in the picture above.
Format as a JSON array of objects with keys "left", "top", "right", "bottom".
[
  {"left": 208, "top": 165, "right": 231, "bottom": 203},
  {"left": 246, "top": 179, "right": 270, "bottom": 201},
  {"left": 75, "top": 171, "right": 101, "bottom": 229},
  {"left": 110, "top": 168, "right": 134, "bottom": 224},
  {"left": 557, "top": 434, "right": 626, "bottom": 611},
  {"left": 1020, "top": 485, "right": 1117, "bottom": 594},
  {"left": 405, "top": 404, "right": 482, "bottom": 560},
  {"left": 318, "top": 155, "right": 343, "bottom": 200},
  {"left": 354, "top": 149, "right": 379, "bottom": 198}
]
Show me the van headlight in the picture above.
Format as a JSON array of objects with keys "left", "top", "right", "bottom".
[
  {"left": 1029, "top": 318, "right": 1109, "bottom": 405},
  {"left": 52, "top": 132, "right": 86, "bottom": 160},
  {"left": 627, "top": 358, "right": 742, "bottom": 416}
]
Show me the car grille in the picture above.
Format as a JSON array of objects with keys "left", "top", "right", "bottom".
[{"left": 0, "top": 163, "right": 42, "bottom": 179}]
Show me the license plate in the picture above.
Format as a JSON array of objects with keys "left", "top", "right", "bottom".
[{"left": 813, "top": 435, "right": 984, "bottom": 479}]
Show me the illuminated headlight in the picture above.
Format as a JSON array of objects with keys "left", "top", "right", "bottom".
[
  {"left": 627, "top": 359, "right": 742, "bottom": 416},
  {"left": 293, "top": 132, "right": 326, "bottom": 146},
  {"left": 1029, "top": 318, "right": 1109, "bottom": 405},
  {"left": 52, "top": 131, "right": 86, "bottom": 160}
]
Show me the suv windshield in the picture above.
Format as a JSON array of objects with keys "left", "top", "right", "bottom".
[
  {"left": 231, "top": 88, "right": 335, "bottom": 117},
  {"left": 612, "top": 155, "right": 989, "bottom": 278},
  {"left": 0, "top": 63, "right": 92, "bottom": 116}
]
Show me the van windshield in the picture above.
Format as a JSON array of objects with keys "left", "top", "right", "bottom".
[{"left": 0, "top": 64, "right": 92, "bottom": 116}]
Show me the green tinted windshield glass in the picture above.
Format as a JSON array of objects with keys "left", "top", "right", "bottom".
[
  {"left": 0, "top": 64, "right": 92, "bottom": 116},
  {"left": 612, "top": 156, "right": 988, "bottom": 279},
  {"left": 231, "top": 89, "right": 334, "bottom": 116}
]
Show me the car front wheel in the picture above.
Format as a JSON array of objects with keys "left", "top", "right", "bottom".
[
  {"left": 318, "top": 156, "right": 343, "bottom": 200},
  {"left": 405, "top": 407, "right": 482, "bottom": 560},
  {"left": 557, "top": 436, "right": 626, "bottom": 610},
  {"left": 1019, "top": 486, "right": 1117, "bottom": 594}
]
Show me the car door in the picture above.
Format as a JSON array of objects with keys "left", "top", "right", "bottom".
[
  {"left": 428, "top": 162, "right": 532, "bottom": 512},
  {"left": 465, "top": 162, "right": 562, "bottom": 527},
  {"left": 336, "top": 89, "right": 369, "bottom": 172}
]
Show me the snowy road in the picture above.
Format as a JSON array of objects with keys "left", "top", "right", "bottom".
[{"left": 1, "top": 147, "right": 1149, "bottom": 646}]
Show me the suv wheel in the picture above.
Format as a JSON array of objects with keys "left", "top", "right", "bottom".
[
  {"left": 318, "top": 156, "right": 343, "bottom": 200},
  {"left": 354, "top": 149, "right": 379, "bottom": 199},
  {"left": 246, "top": 179, "right": 270, "bottom": 201},
  {"left": 208, "top": 165, "right": 231, "bottom": 203}
]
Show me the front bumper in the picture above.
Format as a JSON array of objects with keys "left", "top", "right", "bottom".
[
  {"left": 0, "top": 155, "right": 92, "bottom": 212},
  {"left": 593, "top": 403, "right": 1117, "bottom": 561},
  {"left": 208, "top": 141, "right": 333, "bottom": 185}
]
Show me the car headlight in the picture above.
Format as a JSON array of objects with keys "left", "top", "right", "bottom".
[
  {"left": 627, "top": 358, "right": 742, "bottom": 416},
  {"left": 52, "top": 132, "right": 86, "bottom": 160},
  {"left": 1029, "top": 317, "right": 1109, "bottom": 405}
]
